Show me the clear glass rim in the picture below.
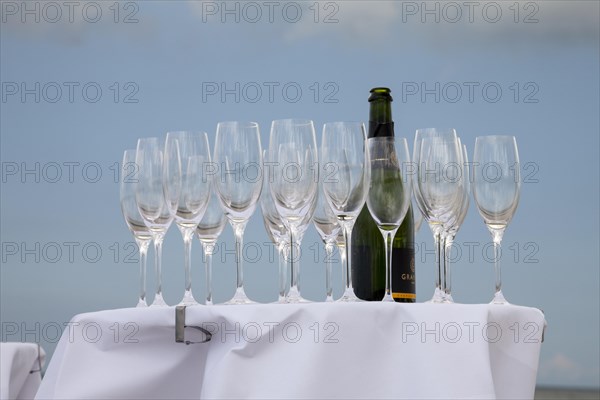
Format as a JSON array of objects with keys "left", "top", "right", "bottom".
[
  {"left": 323, "top": 121, "right": 365, "bottom": 128},
  {"left": 367, "top": 136, "right": 408, "bottom": 143},
  {"left": 136, "top": 137, "right": 162, "bottom": 152},
  {"left": 217, "top": 121, "right": 259, "bottom": 129},
  {"left": 166, "top": 130, "right": 208, "bottom": 137},
  {"left": 137, "top": 136, "right": 160, "bottom": 143},
  {"left": 475, "top": 135, "right": 517, "bottom": 141},
  {"left": 271, "top": 118, "right": 314, "bottom": 127},
  {"left": 415, "top": 128, "right": 457, "bottom": 135}
]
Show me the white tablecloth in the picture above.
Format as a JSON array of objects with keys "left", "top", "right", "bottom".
[
  {"left": 36, "top": 303, "right": 545, "bottom": 399},
  {"left": 1, "top": 343, "right": 45, "bottom": 400}
]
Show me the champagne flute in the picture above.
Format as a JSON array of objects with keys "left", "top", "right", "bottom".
[
  {"left": 442, "top": 141, "right": 470, "bottom": 303},
  {"left": 260, "top": 150, "right": 289, "bottom": 303},
  {"left": 473, "top": 136, "right": 521, "bottom": 304},
  {"left": 119, "top": 150, "right": 152, "bottom": 307},
  {"left": 413, "top": 129, "right": 462, "bottom": 303},
  {"left": 321, "top": 122, "right": 371, "bottom": 302},
  {"left": 165, "top": 131, "right": 212, "bottom": 306},
  {"left": 366, "top": 137, "right": 412, "bottom": 302},
  {"left": 196, "top": 189, "right": 226, "bottom": 305},
  {"left": 214, "top": 121, "right": 263, "bottom": 305},
  {"left": 268, "top": 119, "right": 318, "bottom": 303},
  {"left": 313, "top": 180, "right": 342, "bottom": 302},
  {"left": 135, "top": 137, "right": 174, "bottom": 307}
]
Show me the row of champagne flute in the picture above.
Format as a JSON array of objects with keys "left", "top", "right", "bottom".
[
  {"left": 413, "top": 129, "right": 469, "bottom": 304},
  {"left": 120, "top": 120, "right": 520, "bottom": 306},
  {"left": 120, "top": 120, "right": 366, "bottom": 306},
  {"left": 121, "top": 121, "right": 349, "bottom": 305},
  {"left": 124, "top": 124, "right": 260, "bottom": 306},
  {"left": 413, "top": 130, "right": 520, "bottom": 305}
]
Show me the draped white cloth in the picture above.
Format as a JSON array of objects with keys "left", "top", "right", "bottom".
[
  {"left": 36, "top": 303, "right": 545, "bottom": 399},
  {"left": 1, "top": 343, "right": 45, "bottom": 400}
]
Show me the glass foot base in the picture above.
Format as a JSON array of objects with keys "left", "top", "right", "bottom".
[
  {"left": 150, "top": 293, "right": 169, "bottom": 307},
  {"left": 178, "top": 290, "right": 200, "bottom": 306},
  {"left": 442, "top": 292, "right": 454, "bottom": 304},
  {"left": 425, "top": 287, "right": 445, "bottom": 304},
  {"left": 490, "top": 290, "right": 509, "bottom": 305},
  {"left": 337, "top": 288, "right": 363, "bottom": 302},
  {"left": 281, "top": 295, "right": 311, "bottom": 304},
  {"left": 136, "top": 299, "right": 148, "bottom": 308},
  {"left": 224, "top": 288, "right": 255, "bottom": 305},
  {"left": 282, "top": 288, "right": 310, "bottom": 304}
]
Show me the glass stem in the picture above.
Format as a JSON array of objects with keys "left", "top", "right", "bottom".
[
  {"left": 434, "top": 229, "right": 442, "bottom": 295},
  {"left": 289, "top": 229, "right": 300, "bottom": 296},
  {"left": 338, "top": 243, "right": 346, "bottom": 276},
  {"left": 278, "top": 242, "right": 287, "bottom": 301},
  {"left": 382, "top": 229, "right": 398, "bottom": 301},
  {"left": 488, "top": 227, "right": 506, "bottom": 304},
  {"left": 343, "top": 222, "right": 355, "bottom": 293},
  {"left": 324, "top": 242, "right": 334, "bottom": 301},
  {"left": 444, "top": 235, "right": 454, "bottom": 299},
  {"left": 384, "top": 231, "right": 392, "bottom": 298},
  {"left": 494, "top": 239, "right": 502, "bottom": 295},
  {"left": 202, "top": 241, "right": 215, "bottom": 305},
  {"left": 154, "top": 234, "right": 164, "bottom": 300},
  {"left": 233, "top": 223, "right": 246, "bottom": 292},
  {"left": 440, "top": 232, "right": 447, "bottom": 296},
  {"left": 183, "top": 228, "right": 194, "bottom": 297},
  {"left": 136, "top": 238, "right": 149, "bottom": 307}
]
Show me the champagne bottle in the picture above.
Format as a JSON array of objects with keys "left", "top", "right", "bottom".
[{"left": 351, "top": 87, "right": 416, "bottom": 302}]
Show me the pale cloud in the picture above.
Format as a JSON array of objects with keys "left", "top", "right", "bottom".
[
  {"left": 185, "top": 1, "right": 599, "bottom": 47},
  {"left": 283, "top": 1, "right": 399, "bottom": 43},
  {"left": 0, "top": 1, "right": 158, "bottom": 46},
  {"left": 4, "top": 1, "right": 596, "bottom": 47},
  {"left": 437, "top": 0, "right": 600, "bottom": 45},
  {"left": 538, "top": 352, "right": 599, "bottom": 385},
  {"left": 546, "top": 353, "right": 580, "bottom": 372}
]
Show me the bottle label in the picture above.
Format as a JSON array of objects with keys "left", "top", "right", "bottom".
[
  {"left": 392, "top": 247, "right": 416, "bottom": 301},
  {"left": 392, "top": 293, "right": 416, "bottom": 300}
]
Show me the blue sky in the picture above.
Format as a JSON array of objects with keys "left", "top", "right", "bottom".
[{"left": 1, "top": 0, "right": 599, "bottom": 388}]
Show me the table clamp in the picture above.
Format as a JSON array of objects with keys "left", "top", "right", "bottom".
[{"left": 175, "top": 306, "right": 212, "bottom": 345}]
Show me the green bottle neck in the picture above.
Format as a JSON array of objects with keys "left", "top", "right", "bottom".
[{"left": 368, "top": 88, "right": 394, "bottom": 138}]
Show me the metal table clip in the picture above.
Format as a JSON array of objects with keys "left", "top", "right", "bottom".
[{"left": 175, "top": 306, "right": 212, "bottom": 345}]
